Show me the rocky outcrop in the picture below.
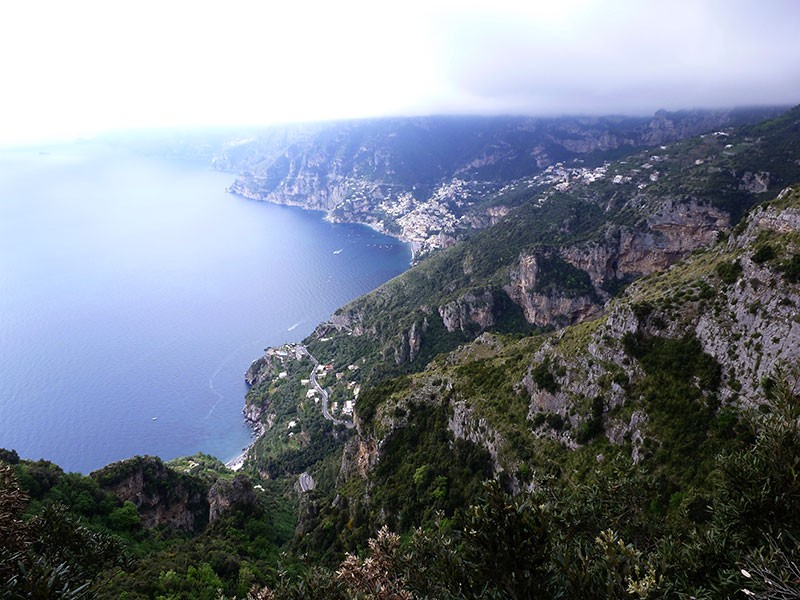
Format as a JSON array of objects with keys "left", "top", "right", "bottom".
[
  {"left": 92, "top": 456, "right": 209, "bottom": 532},
  {"left": 223, "top": 111, "right": 776, "bottom": 260},
  {"left": 208, "top": 474, "right": 259, "bottom": 522},
  {"left": 737, "top": 193, "right": 800, "bottom": 244},
  {"left": 448, "top": 400, "right": 505, "bottom": 476},
  {"left": 243, "top": 403, "right": 267, "bottom": 435},
  {"left": 521, "top": 189, "right": 800, "bottom": 464},
  {"left": 505, "top": 254, "right": 600, "bottom": 326},
  {"left": 563, "top": 200, "right": 729, "bottom": 289},
  {"left": 690, "top": 193, "right": 800, "bottom": 402},
  {"left": 502, "top": 200, "right": 730, "bottom": 328},
  {"left": 338, "top": 436, "right": 379, "bottom": 482},
  {"left": 438, "top": 289, "right": 497, "bottom": 333},
  {"left": 408, "top": 321, "right": 423, "bottom": 362},
  {"left": 740, "top": 171, "right": 771, "bottom": 193},
  {"left": 392, "top": 318, "right": 429, "bottom": 365},
  {"left": 245, "top": 356, "right": 269, "bottom": 386},
  {"left": 514, "top": 289, "right": 599, "bottom": 327},
  {"left": 93, "top": 457, "right": 263, "bottom": 531}
]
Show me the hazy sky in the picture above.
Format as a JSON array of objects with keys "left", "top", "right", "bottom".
[{"left": 2, "top": 0, "right": 799, "bottom": 145}]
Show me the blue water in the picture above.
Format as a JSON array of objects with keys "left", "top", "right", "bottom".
[{"left": 0, "top": 143, "right": 410, "bottom": 473}]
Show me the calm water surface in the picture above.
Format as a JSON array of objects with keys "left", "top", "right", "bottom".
[{"left": 0, "top": 144, "right": 410, "bottom": 472}]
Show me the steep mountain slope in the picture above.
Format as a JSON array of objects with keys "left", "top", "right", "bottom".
[
  {"left": 225, "top": 109, "right": 782, "bottom": 256},
  {"left": 3, "top": 108, "right": 800, "bottom": 598},
  {"left": 259, "top": 106, "right": 800, "bottom": 392},
  {"left": 236, "top": 109, "right": 800, "bottom": 558},
  {"left": 280, "top": 185, "right": 800, "bottom": 595}
]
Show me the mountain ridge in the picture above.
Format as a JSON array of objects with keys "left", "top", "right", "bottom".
[
  {"left": 222, "top": 108, "right": 785, "bottom": 257},
  {"left": 3, "top": 105, "right": 800, "bottom": 598},
  {"left": 257, "top": 105, "right": 800, "bottom": 394}
]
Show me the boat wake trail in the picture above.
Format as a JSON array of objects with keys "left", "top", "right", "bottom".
[{"left": 205, "top": 338, "right": 263, "bottom": 420}]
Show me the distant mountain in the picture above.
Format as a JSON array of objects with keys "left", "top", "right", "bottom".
[
  {"left": 222, "top": 108, "right": 785, "bottom": 256},
  {"left": 245, "top": 105, "right": 800, "bottom": 392},
  {"left": 4, "top": 105, "right": 800, "bottom": 598}
]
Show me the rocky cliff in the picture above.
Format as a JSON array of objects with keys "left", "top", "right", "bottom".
[
  {"left": 224, "top": 110, "right": 781, "bottom": 258},
  {"left": 208, "top": 474, "right": 259, "bottom": 522},
  {"left": 500, "top": 186, "right": 800, "bottom": 467},
  {"left": 323, "top": 186, "right": 800, "bottom": 528},
  {"left": 91, "top": 455, "right": 260, "bottom": 532},
  {"left": 287, "top": 106, "right": 800, "bottom": 395},
  {"left": 92, "top": 456, "right": 209, "bottom": 532}
]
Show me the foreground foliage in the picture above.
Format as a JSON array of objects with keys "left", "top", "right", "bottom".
[{"left": 246, "top": 370, "right": 800, "bottom": 598}]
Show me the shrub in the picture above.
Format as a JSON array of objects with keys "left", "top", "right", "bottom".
[
  {"left": 781, "top": 253, "right": 800, "bottom": 283},
  {"left": 752, "top": 243, "right": 776, "bottom": 264},
  {"left": 716, "top": 260, "right": 743, "bottom": 284},
  {"left": 532, "top": 358, "right": 560, "bottom": 394}
]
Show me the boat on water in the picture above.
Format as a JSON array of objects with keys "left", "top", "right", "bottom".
[{"left": 333, "top": 248, "right": 343, "bottom": 255}]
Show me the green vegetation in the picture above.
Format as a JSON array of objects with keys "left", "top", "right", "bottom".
[
  {"left": 782, "top": 253, "right": 800, "bottom": 283},
  {"left": 752, "top": 242, "right": 777, "bottom": 264},
  {"left": 531, "top": 356, "right": 560, "bottom": 393},
  {"left": 0, "top": 456, "right": 297, "bottom": 599},
  {"left": 230, "top": 370, "right": 800, "bottom": 599},
  {"left": 716, "top": 259, "right": 743, "bottom": 284},
  {"left": 5, "top": 107, "right": 800, "bottom": 598},
  {"left": 621, "top": 333, "right": 730, "bottom": 487},
  {"left": 297, "top": 107, "right": 800, "bottom": 400},
  {"left": 533, "top": 252, "right": 597, "bottom": 299}
]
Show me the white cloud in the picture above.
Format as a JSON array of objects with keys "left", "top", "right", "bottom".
[{"left": 1, "top": 0, "right": 798, "bottom": 145}]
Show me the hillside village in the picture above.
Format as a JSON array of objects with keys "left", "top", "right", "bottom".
[
  {"left": 320, "top": 130, "right": 760, "bottom": 261},
  {"left": 248, "top": 342, "right": 362, "bottom": 436}
]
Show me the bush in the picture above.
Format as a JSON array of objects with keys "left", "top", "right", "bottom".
[
  {"left": 716, "top": 260, "right": 743, "bottom": 284},
  {"left": 752, "top": 243, "right": 776, "bottom": 264},
  {"left": 781, "top": 253, "right": 800, "bottom": 283},
  {"left": 0, "top": 448, "right": 19, "bottom": 464},
  {"left": 575, "top": 396, "right": 605, "bottom": 444},
  {"left": 532, "top": 358, "right": 560, "bottom": 394}
]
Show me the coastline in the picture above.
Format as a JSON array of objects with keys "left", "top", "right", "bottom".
[
  {"left": 224, "top": 446, "right": 250, "bottom": 472},
  {"left": 221, "top": 186, "right": 413, "bottom": 473},
  {"left": 225, "top": 410, "right": 266, "bottom": 472},
  {"left": 226, "top": 186, "right": 421, "bottom": 263}
]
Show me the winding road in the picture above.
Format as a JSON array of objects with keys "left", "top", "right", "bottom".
[{"left": 300, "top": 345, "right": 355, "bottom": 429}]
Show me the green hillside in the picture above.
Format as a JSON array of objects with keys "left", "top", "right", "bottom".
[{"left": 3, "top": 109, "right": 800, "bottom": 599}]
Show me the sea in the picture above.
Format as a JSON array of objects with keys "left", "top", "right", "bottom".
[{"left": 0, "top": 142, "right": 411, "bottom": 473}]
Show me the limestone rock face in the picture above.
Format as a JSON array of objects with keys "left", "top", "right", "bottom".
[
  {"left": 208, "top": 475, "right": 258, "bottom": 523},
  {"left": 408, "top": 321, "right": 423, "bottom": 362},
  {"left": 245, "top": 356, "right": 269, "bottom": 386},
  {"left": 438, "top": 289, "right": 497, "bottom": 333},
  {"left": 448, "top": 400, "right": 504, "bottom": 476},
  {"left": 504, "top": 254, "right": 600, "bottom": 327},
  {"left": 92, "top": 456, "right": 209, "bottom": 532},
  {"left": 564, "top": 200, "right": 729, "bottom": 287},
  {"left": 740, "top": 171, "right": 771, "bottom": 193},
  {"left": 737, "top": 198, "right": 800, "bottom": 245},
  {"left": 338, "top": 436, "right": 379, "bottom": 481},
  {"left": 503, "top": 200, "right": 729, "bottom": 328},
  {"left": 392, "top": 319, "right": 428, "bottom": 365}
]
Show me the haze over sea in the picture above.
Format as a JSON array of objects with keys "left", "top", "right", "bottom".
[{"left": 0, "top": 143, "right": 411, "bottom": 473}]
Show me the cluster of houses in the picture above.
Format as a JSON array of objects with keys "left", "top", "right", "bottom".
[
  {"left": 265, "top": 341, "right": 364, "bottom": 427},
  {"left": 303, "top": 361, "right": 361, "bottom": 416},
  {"left": 265, "top": 343, "right": 306, "bottom": 362}
]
